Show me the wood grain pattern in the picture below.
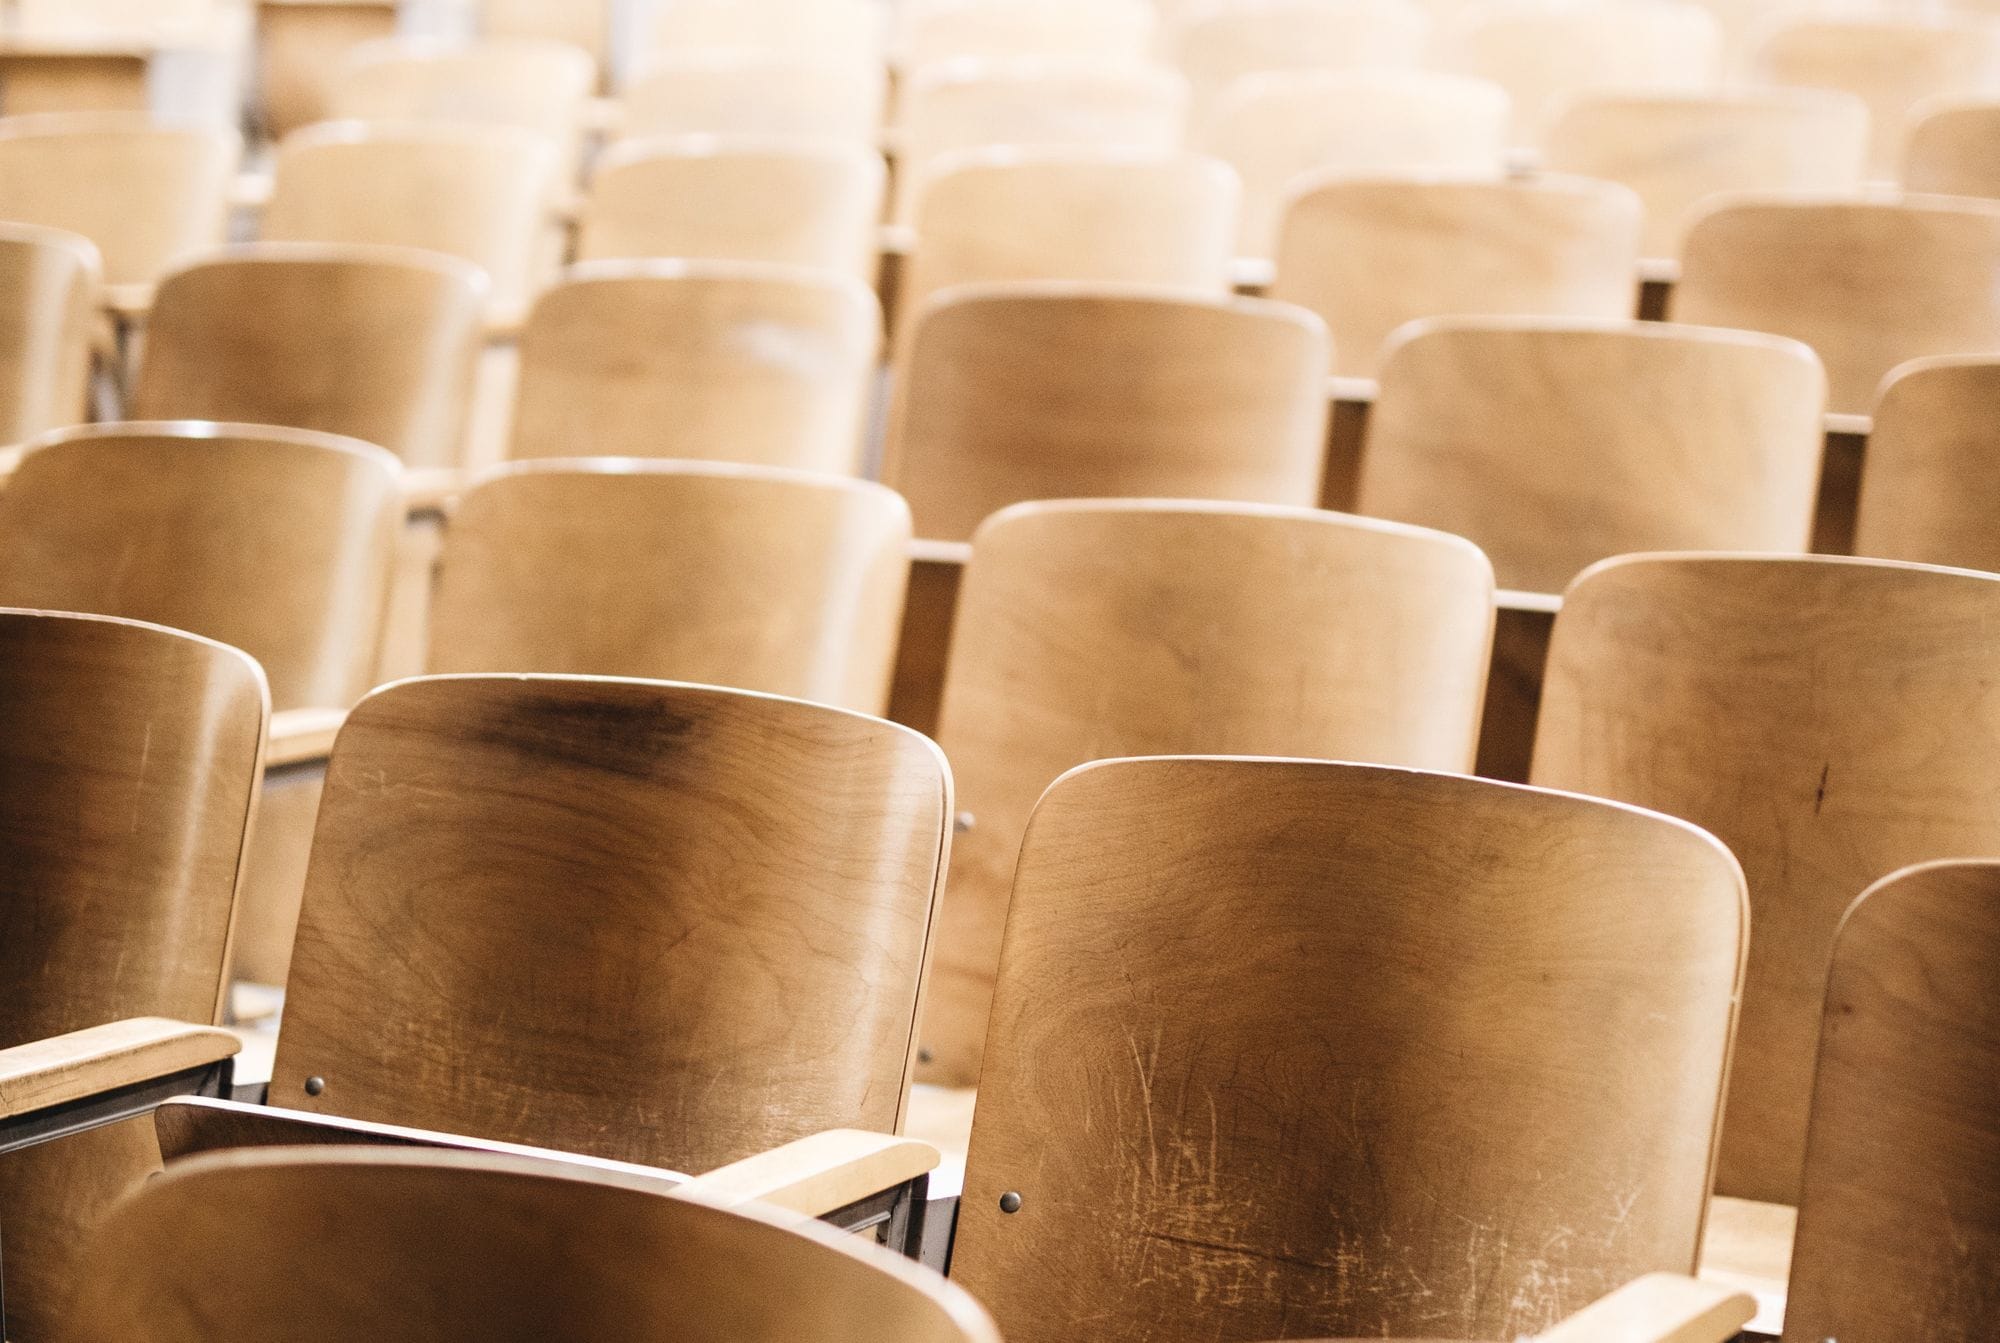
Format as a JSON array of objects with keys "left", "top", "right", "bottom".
[
  {"left": 621, "top": 53, "right": 886, "bottom": 144},
  {"left": 1852, "top": 356, "right": 2000, "bottom": 572},
  {"left": 1903, "top": 95, "right": 2000, "bottom": 200},
  {"left": 0, "top": 1019, "right": 237, "bottom": 1120},
  {"left": 952, "top": 756, "right": 1745, "bottom": 1342},
  {"left": 0, "top": 220, "right": 94, "bottom": 447},
  {"left": 1531, "top": 554, "right": 2000, "bottom": 1205},
  {"left": 920, "top": 500, "right": 1495, "bottom": 1084}
]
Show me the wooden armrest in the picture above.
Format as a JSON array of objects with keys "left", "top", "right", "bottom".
[
  {"left": 1824, "top": 412, "right": 1872, "bottom": 438},
  {"left": 879, "top": 223, "right": 916, "bottom": 257},
  {"left": 1534, "top": 1273, "right": 1755, "bottom": 1343},
  {"left": 909, "top": 538, "right": 972, "bottom": 567},
  {"left": 0, "top": 1019, "right": 238, "bottom": 1120},
  {"left": 1637, "top": 257, "right": 1681, "bottom": 285},
  {"left": 102, "top": 282, "right": 156, "bottom": 323},
  {"left": 267, "top": 706, "right": 346, "bottom": 768},
  {"left": 1497, "top": 589, "right": 1563, "bottom": 616},
  {"left": 1328, "top": 375, "right": 1379, "bottom": 405},
  {"left": 677, "top": 1130, "right": 939, "bottom": 1218},
  {"left": 1231, "top": 256, "right": 1275, "bottom": 293},
  {"left": 229, "top": 171, "right": 273, "bottom": 211},
  {"left": 402, "top": 468, "right": 464, "bottom": 515}
]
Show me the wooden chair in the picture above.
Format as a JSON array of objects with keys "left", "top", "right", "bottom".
[
  {"left": 578, "top": 136, "right": 885, "bottom": 281},
  {"left": 1359, "top": 319, "right": 1827, "bottom": 594},
  {"left": 1270, "top": 174, "right": 1641, "bottom": 380},
  {"left": 1672, "top": 194, "right": 2000, "bottom": 418},
  {"left": 646, "top": 0, "right": 887, "bottom": 76},
  {"left": 920, "top": 500, "right": 1496, "bottom": 1085},
  {"left": 1853, "top": 356, "right": 2000, "bottom": 573},
  {"left": 0, "top": 608, "right": 263, "bottom": 1341},
  {"left": 329, "top": 36, "right": 596, "bottom": 157},
  {"left": 1903, "top": 95, "right": 2000, "bottom": 200},
  {"left": 883, "top": 284, "right": 1330, "bottom": 541},
  {"left": 0, "top": 112, "right": 237, "bottom": 290},
  {"left": 1199, "top": 69, "right": 1511, "bottom": 259},
  {"left": 130, "top": 243, "right": 488, "bottom": 469},
  {"left": 896, "top": 0, "right": 1156, "bottom": 71},
  {"left": 427, "top": 461, "right": 911, "bottom": 714},
  {"left": 508, "top": 261, "right": 878, "bottom": 475},
  {"left": 620, "top": 52, "right": 887, "bottom": 144},
  {"left": 1531, "top": 553, "right": 2000, "bottom": 1206},
  {"left": 0, "top": 221, "right": 96, "bottom": 445},
  {"left": 260, "top": 120, "right": 563, "bottom": 327},
  {"left": 947, "top": 755, "right": 1745, "bottom": 1341},
  {"left": 477, "top": 0, "right": 611, "bottom": 80},
  {"left": 65, "top": 1147, "right": 1000, "bottom": 1343},
  {"left": 1783, "top": 860, "right": 2000, "bottom": 1343},
  {"left": 1248, "top": 1274, "right": 1755, "bottom": 1343},
  {"left": 1543, "top": 90, "right": 1870, "bottom": 260},
  {"left": 253, "top": 0, "right": 399, "bottom": 140},
  {"left": 1169, "top": 0, "right": 1431, "bottom": 132}
]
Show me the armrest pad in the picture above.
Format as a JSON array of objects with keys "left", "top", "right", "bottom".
[
  {"left": 267, "top": 707, "right": 347, "bottom": 768},
  {"left": 1535, "top": 1273, "right": 1755, "bottom": 1343},
  {"left": 0, "top": 1019, "right": 238, "bottom": 1120},
  {"left": 678, "top": 1130, "right": 940, "bottom": 1218}
]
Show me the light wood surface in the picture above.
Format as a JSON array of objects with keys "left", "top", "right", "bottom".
[
  {"left": 330, "top": 35, "right": 597, "bottom": 146},
  {"left": 1271, "top": 174, "right": 1642, "bottom": 379},
  {"left": 1903, "top": 94, "right": 2000, "bottom": 200},
  {"left": 1673, "top": 194, "right": 2000, "bottom": 418},
  {"left": 508, "top": 260, "right": 879, "bottom": 474},
  {"left": 270, "top": 675, "right": 951, "bottom": 1175},
  {"left": 685, "top": 1130, "right": 939, "bottom": 1215},
  {"left": 427, "top": 460, "right": 911, "bottom": 714},
  {"left": 1359, "top": 318, "right": 1828, "bottom": 594},
  {"left": 646, "top": 0, "right": 887, "bottom": 74},
  {"left": 478, "top": 0, "right": 610, "bottom": 77},
  {"left": 1535, "top": 1274, "right": 1754, "bottom": 1343},
  {"left": 0, "top": 1019, "right": 237, "bottom": 1121},
  {"left": 0, "top": 219, "right": 96, "bottom": 445},
  {"left": 266, "top": 706, "right": 348, "bottom": 769},
  {"left": 1853, "top": 356, "right": 2000, "bottom": 573},
  {"left": 919, "top": 500, "right": 1495, "bottom": 1085},
  {"left": 64, "top": 1146, "right": 1002, "bottom": 1342},
  {"left": 1170, "top": 0, "right": 1430, "bottom": 131},
  {"left": 620, "top": 52, "right": 887, "bottom": 144},
  {"left": 897, "top": 0, "right": 1154, "bottom": 71},
  {"left": 884, "top": 284, "right": 1330, "bottom": 541},
  {"left": 952, "top": 756, "right": 1745, "bottom": 1342},
  {"left": 1532, "top": 554, "right": 2000, "bottom": 1206},
  {"left": 255, "top": 0, "right": 399, "bottom": 139},
  {"left": 132, "top": 243, "right": 489, "bottom": 469}
]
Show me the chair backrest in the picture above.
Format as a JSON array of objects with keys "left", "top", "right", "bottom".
[
  {"left": 1360, "top": 318, "right": 1827, "bottom": 593},
  {"left": 1271, "top": 174, "right": 1641, "bottom": 379},
  {"left": 261, "top": 120, "right": 560, "bottom": 324},
  {"left": 897, "top": 0, "right": 1156, "bottom": 70},
  {"left": 508, "top": 260, "right": 879, "bottom": 475},
  {"left": 647, "top": 0, "right": 888, "bottom": 74},
  {"left": 0, "top": 220, "right": 95, "bottom": 443},
  {"left": 1200, "top": 69, "right": 1511, "bottom": 259},
  {"left": 131, "top": 243, "right": 488, "bottom": 469},
  {"left": 921, "top": 501, "right": 1495, "bottom": 1085},
  {"left": 427, "top": 461, "right": 911, "bottom": 714},
  {"left": 65, "top": 1148, "right": 1000, "bottom": 1343},
  {"left": 1673, "top": 194, "right": 2000, "bottom": 418},
  {"left": 883, "top": 284, "right": 1330, "bottom": 541},
  {"left": 1531, "top": 553, "right": 2000, "bottom": 1204},
  {"left": 330, "top": 37, "right": 596, "bottom": 143},
  {"left": 270, "top": 675, "right": 951, "bottom": 1173},
  {"left": 621, "top": 53, "right": 887, "bottom": 144},
  {"left": 479, "top": 0, "right": 611, "bottom": 76},
  {"left": 255, "top": 0, "right": 402, "bottom": 139},
  {"left": 1170, "top": 0, "right": 1430, "bottom": 131},
  {"left": 0, "top": 423, "right": 403, "bottom": 712},
  {"left": 1853, "top": 356, "right": 2000, "bottom": 572},
  {"left": 1903, "top": 95, "right": 2000, "bottom": 200},
  {"left": 1543, "top": 90, "right": 1869, "bottom": 259},
  {"left": 0, "top": 111, "right": 238, "bottom": 287},
  {"left": 1783, "top": 860, "right": 2000, "bottom": 1343},
  {"left": 578, "top": 136, "right": 884, "bottom": 280},
  {"left": 950, "top": 755, "right": 1745, "bottom": 1343}
]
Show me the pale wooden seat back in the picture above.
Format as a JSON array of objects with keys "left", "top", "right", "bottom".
[
  {"left": 261, "top": 120, "right": 562, "bottom": 325},
  {"left": 66, "top": 1148, "right": 1001, "bottom": 1343},
  {"left": 0, "top": 112, "right": 238, "bottom": 287},
  {"left": 1784, "top": 860, "right": 2000, "bottom": 1343},
  {"left": 579, "top": 136, "right": 885, "bottom": 281},
  {"left": 1543, "top": 90, "right": 1869, "bottom": 259},
  {"left": 951, "top": 756, "right": 1745, "bottom": 1342},
  {"left": 884, "top": 284, "right": 1330, "bottom": 541},
  {"left": 621, "top": 53, "right": 887, "bottom": 144},
  {"left": 1531, "top": 554, "right": 2000, "bottom": 1205},
  {"left": 897, "top": 0, "right": 1157, "bottom": 71},
  {"left": 647, "top": 0, "right": 888, "bottom": 75},
  {"left": 1170, "top": 0, "right": 1430, "bottom": 131},
  {"left": 1903, "top": 95, "right": 2000, "bottom": 200},
  {"left": 921, "top": 501, "right": 1496, "bottom": 1085},
  {"left": 428, "top": 462, "right": 911, "bottom": 714},
  {"left": 0, "top": 220, "right": 96, "bottom": 444},
  {"left": 1270, "top": 174, "right": 1641, "bottom": 379},
  {"left": 0, "top": 423, "right": 402, "bottom": 712},
  {"left": 509, "top": 261, "right": 879, "bottom": 475},
  {"left": 330, "top": 37, "right": 596, "bottom": 146},
  {"left": 269, "top": 675, "right": 950, "bottom": 1174},
  {"left": 131, "top": 243, "right": 489, "bottom": 469},
  {"left": 1672, "top": 194, "right": 2000, "bottom": 418},
  {"left": 1200, "top": 69, "right": 1511, "bottom": 258},
  {"left": 478, "top": 0, "right": 611, "bottom": 79},
  {"left": 256, "top": 1, "right": 400, "bottom": 140},
  {"left": 1853, "top": 356, "right": 2000, "bottom": 572},
  {"left": 1360, "top": 319, "right": 1827, "bottom": 594}
]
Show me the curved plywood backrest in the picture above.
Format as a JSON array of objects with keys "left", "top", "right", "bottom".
[
  {"left": 1270, "top": 173, "right": 1641, "bottom": 378},
  {"left": 621, "top": 54, "right": 887, "bottom": 144},
  {"left": 480, "top": 0, "right": 613, "bottom": 75},
  {"left": 271, "top": 675, "right": 951, "bottom": 1172},
  {"left": 920, "top": 500, "right": 1496, "bottom": 1085},
  {"left": 331, "top": 37, "right": 597, "bottom": 142},
  {"left": 897, "top": 0, "right": 1156, "bottom": 71},
  {"left": 1531, "top": 554, "right": 2000, "bottom": 1204},
  {"left": 66, "top": 1148, "right": 1001, "bottom": 1343},
  {"left": 1170, "top": 0, "right": 1431, "bottom": 130},
  {"left": 579, "top": 136, "right": 885, "bottom": 280},
  {"left": 0, "top": 220, "right": 96, "bottom": 444},
  {"left": 0, "top": 424, "right": 402, "bottom": 711},
  {"left": 509, "top": 261, "right": 879, "bottom": 474},
  {"left": 427, "top": 461, "right": 912, "bottom": 713},
  {"left": 1360, "top": 318, "right": 1827, "bottom": 594},
  {"left": 0, "top": 112, "right": 239, "bottom": 287},
  {"left": 647, "top": 0, "right": 888, "bottom": 73},
  {"left": 1853, "top": 356, "right": 2000, "bottom": 571},
  {"left": 1542, "top": 90, "right": 1869, "bottom": 258},
  {"left": 1673, "top": 194, "right": 2000, "bottom": 417},
  {"left": 884, "top": 284, "right": 1330, "bottom": 541},
  {"left": 1784, "top": 861, "right": 2000, "bottom": 1343},
  {"left": 952, "top": 756, "right": 1745, "bottom": 1343},
  {"left": 132, "top": 244, "right": 488, "bottom": 468},
  {"left": 1903, "top": 95, "right": 2000, "bottom": 200}
]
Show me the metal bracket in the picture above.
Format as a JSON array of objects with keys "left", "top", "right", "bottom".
[{"left": 819, "top": 1172, "right": 930, "bottom": 1260}]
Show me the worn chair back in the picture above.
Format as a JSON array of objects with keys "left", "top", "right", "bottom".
[
  {"left": 1853, "top": 356, "right": 2000, "bottom": 572},
  {"left": 0, "top": 221, "right": 95, "bottom": 444},
  {"left": 1903, "top": 95, "right": 2000, "bottom": 200},
  {"left": 620, "top": 53, "right": 886, "bottom": 144}
]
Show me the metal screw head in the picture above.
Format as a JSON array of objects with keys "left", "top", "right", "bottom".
[
  {"left": 954, "top": 811, "right": 976, "bottom": 834},
  {"left": 304, "top": 1076, "right": 326, "bottom": 1097},
  {"left": 917, "top": 1046, "right": 935, "bottom": 1065},
  {"left": 999, "top": 1191, "right": 1022, "bottom": 1214}
]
